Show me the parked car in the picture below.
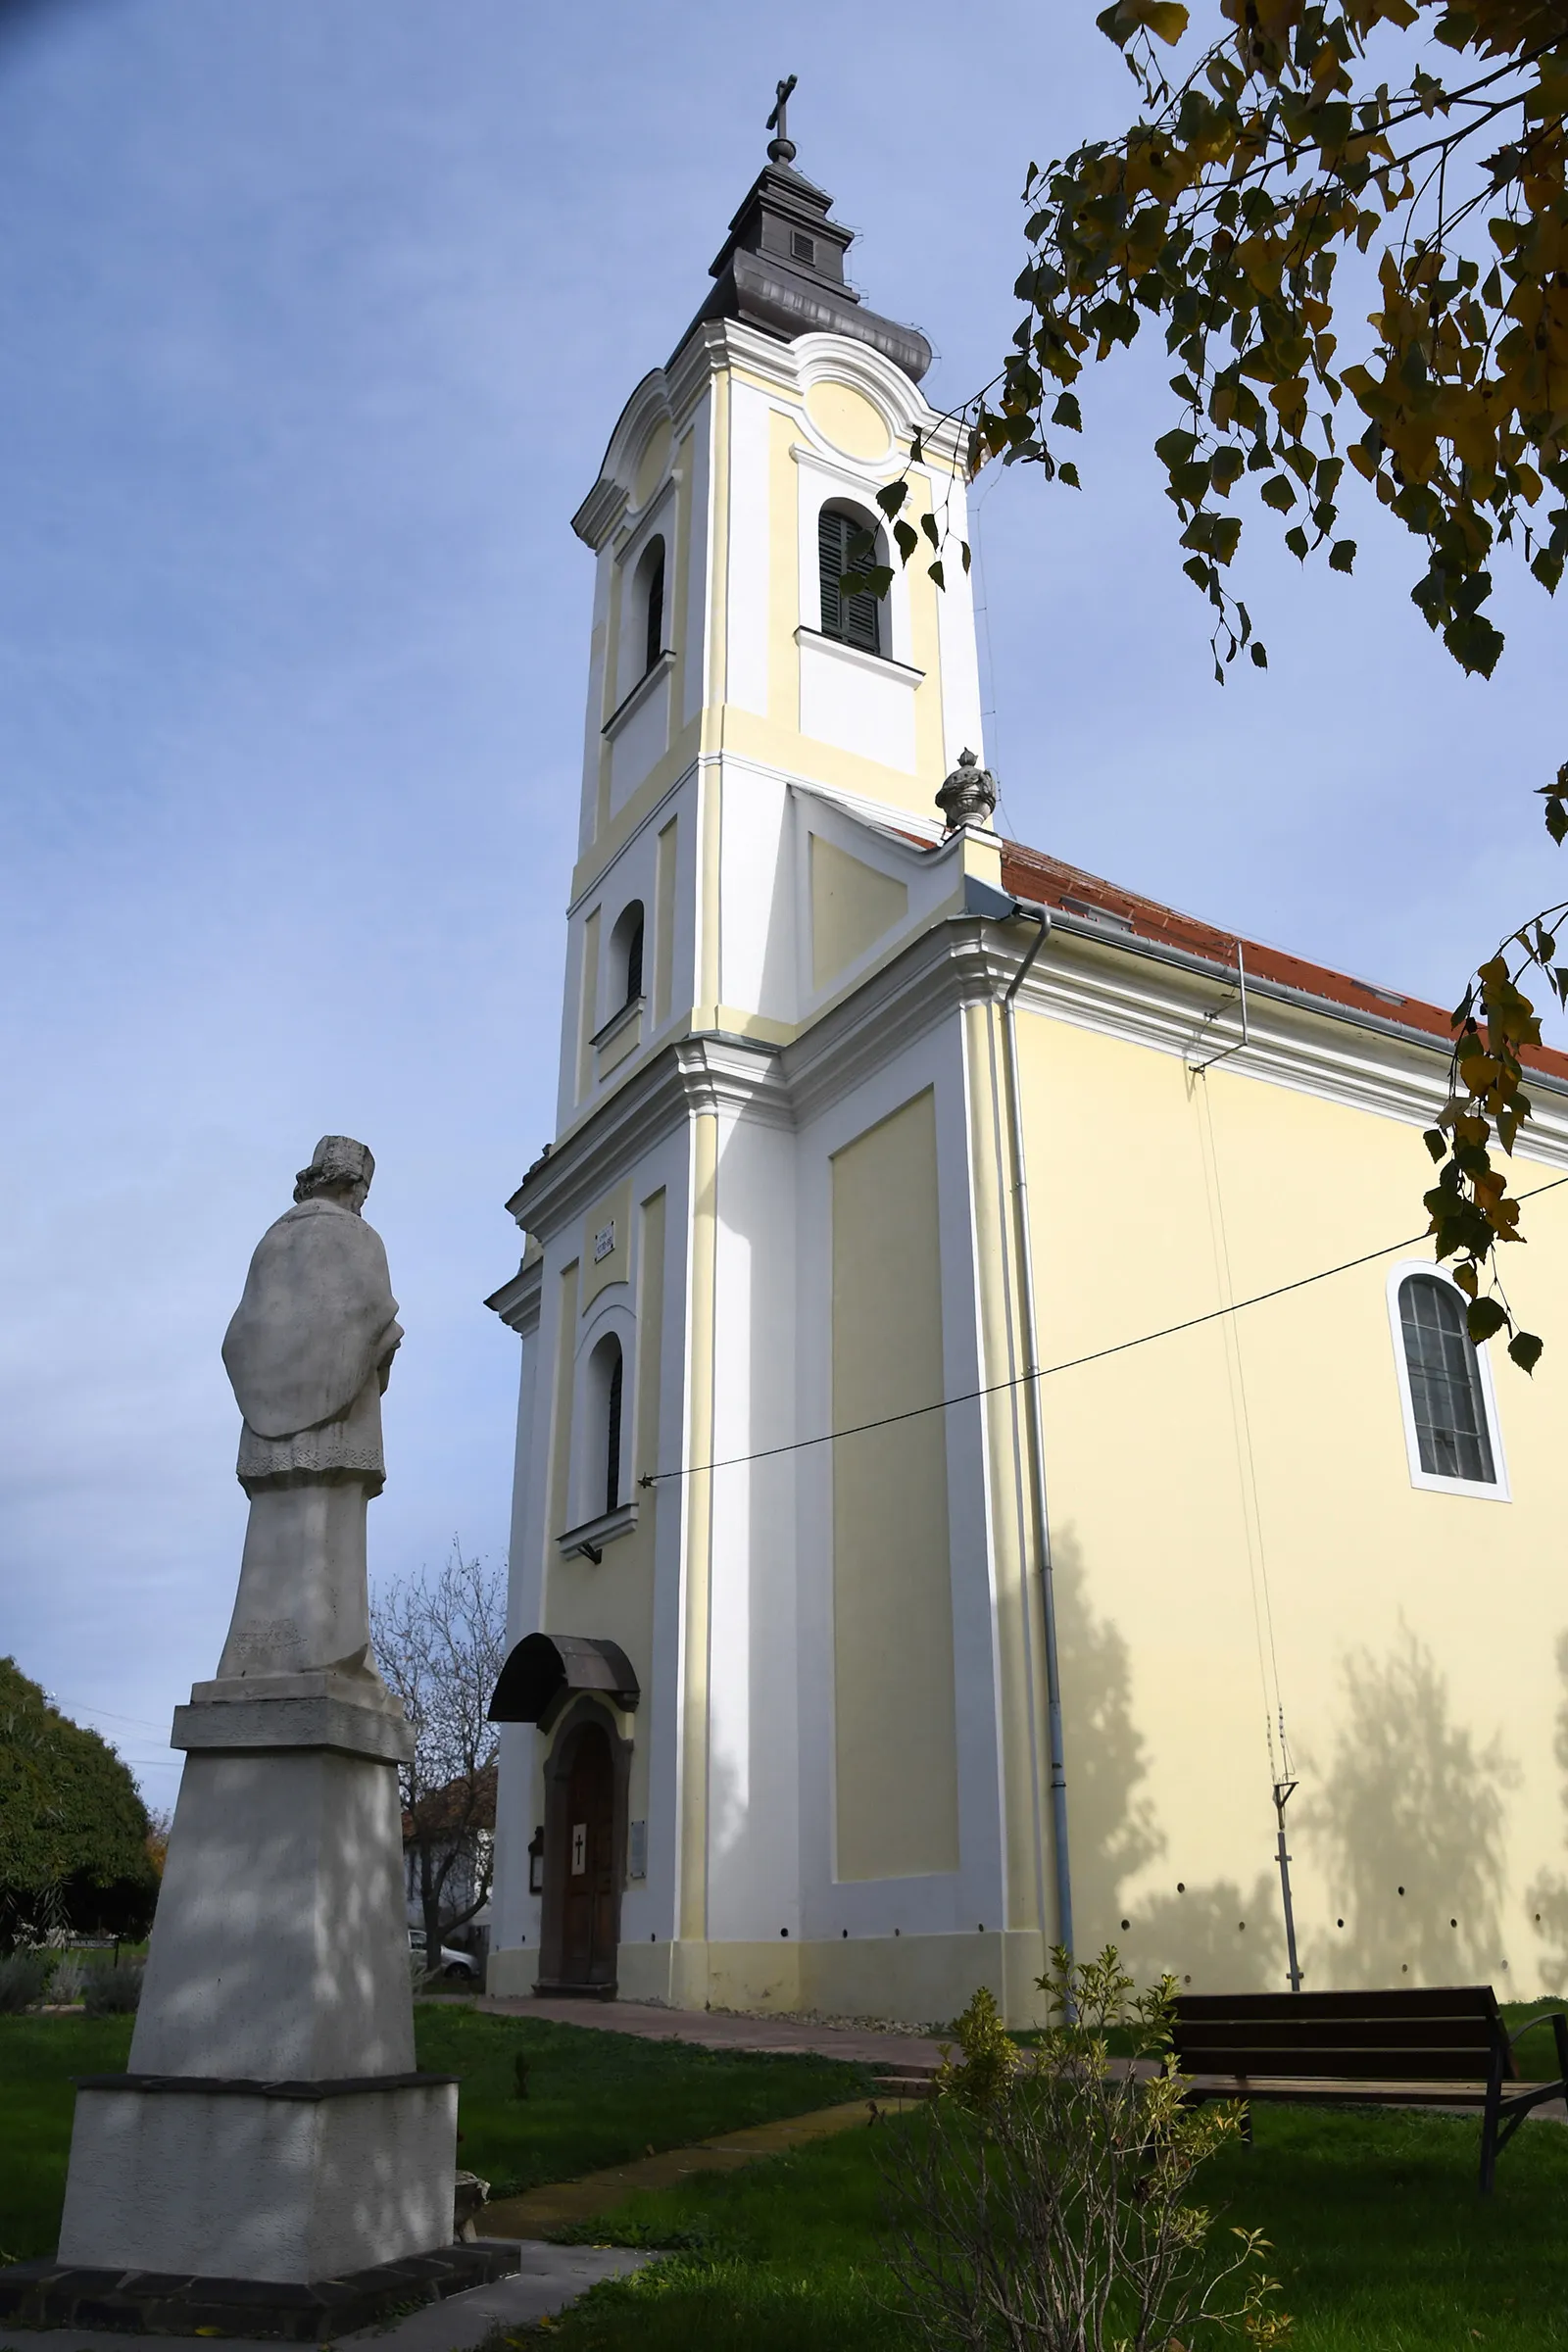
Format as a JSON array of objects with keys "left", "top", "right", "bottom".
[{"left": 409, "top": 1928, "right": 479, "bottom": 1983}]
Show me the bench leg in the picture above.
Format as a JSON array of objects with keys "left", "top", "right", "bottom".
[{"left": 1480, "top": 2058, "right": 1503, "bottom": 2195}]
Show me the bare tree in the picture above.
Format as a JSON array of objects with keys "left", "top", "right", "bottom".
[{"left": 370, "top": 1544, "right": 507, "bottom": 1978}]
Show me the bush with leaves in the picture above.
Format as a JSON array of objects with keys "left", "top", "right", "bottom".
[
  {"left": 47, "top": 1950, "right": 88, "bottom": 2005},
  {"left": 0, "top": 1950, "right": 50, "bottom": 2015},
  {"left": 82, "top": 1960, "right": 143, "bottom": 2017},
  {"left": 880, "top": 1950, "right": 1288, "bottom": 2352}
]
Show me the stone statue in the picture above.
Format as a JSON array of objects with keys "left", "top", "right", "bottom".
[
  {"left": 216, "top": 1136, "right": 403, "bottom": 1684},
  {"left": 52, "top": 1135, "right": 465, "bottom": 2298}
]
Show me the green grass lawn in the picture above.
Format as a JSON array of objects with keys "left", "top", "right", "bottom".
[
  {"left": 529, "top": 2067, "right": 1568, "bottom": 2350},
  {"left": 8, "top": 1999, "right": 1568, "bottom": 2349},
  {"left": 0, "top": 2005, "right": 870, "bottom": 2265}
]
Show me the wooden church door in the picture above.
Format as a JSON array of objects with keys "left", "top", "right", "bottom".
[{"left": 545, "top": 1718, "right": 619, "bottom": 1990}]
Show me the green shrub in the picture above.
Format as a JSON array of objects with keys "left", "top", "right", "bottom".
[
  {"left": 0, "top": 1950, "right": 50, "bottom": 2013},
  {"left": 82, "top": 1961, "right": 142, "bottom": 2016},
  {"left": 883, "top": 1947, "right": 1290, "bottom": 2352},
  {"left": 47, "top": 1950, "right": 88, "bottom": 2004}
]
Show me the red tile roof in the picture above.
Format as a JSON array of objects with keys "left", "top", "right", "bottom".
[{"left": 998, "top": 838, "right": 1568, "bottom": 1085}]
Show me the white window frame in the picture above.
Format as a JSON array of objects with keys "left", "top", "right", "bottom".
[
  {"left": 563, "top": 1297, "right": 640, "bottom": 1548},
  {"left": 793, "top": 452, "right": 913, "bottom": 665},
  {"left": 1385, "top": 1258, "right": 1510, "bottom": 1501},
  {"left": 613, "top": 491, "right": 676, "bottom": 709}
]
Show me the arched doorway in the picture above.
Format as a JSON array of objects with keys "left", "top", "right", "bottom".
[{"left": 538, "top": 1708, "right": 625, "bottom": 1993}]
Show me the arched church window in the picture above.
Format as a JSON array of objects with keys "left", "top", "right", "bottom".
[
  {"left": 817, "top": 504, "right": 883, "bottom": 656},
  {"left": 1397, "top": 1274, "right": 1495, "bottom": 1483},
  {"left": 585, "top": 1335, "right": 624, "bottom": 1518},
  {"left": 611, "top": 901, "right": 645, "bottom": 1007},
  {"left": 637, "top": 537, "right": 665, "bottom": 676}
]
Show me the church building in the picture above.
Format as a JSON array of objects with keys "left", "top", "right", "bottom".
[{"left": 483, "top": 112, "right": 1568, "bottom": 2024}]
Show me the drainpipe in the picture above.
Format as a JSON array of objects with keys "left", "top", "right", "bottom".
[{"left": 965, "top": 876, "right": 1074, "bottom": 1964}]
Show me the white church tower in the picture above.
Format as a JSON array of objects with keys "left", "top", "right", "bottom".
[{"left": 484, "top": 95, "right": 1062, "bottom": 2022}]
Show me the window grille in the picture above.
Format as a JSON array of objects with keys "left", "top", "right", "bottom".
[
  {"left": 791, "top": 231, "right": 816, "bottom": 265},
  {"left": 817, "top": 507, "right": 882, "bottom": 655},
  {"left": 1398, "top": 1275, "right": 1495, "bottom": 1482},
  {"left": 605, "top": 1346, "right": 623, "bottom": 1515}
]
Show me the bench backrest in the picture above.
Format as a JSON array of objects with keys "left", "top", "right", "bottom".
[{"left": 1171, "top": 1986, "right": 1511, "bottom": 2082}]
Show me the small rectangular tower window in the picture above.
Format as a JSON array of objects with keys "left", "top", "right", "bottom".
[{"left": 791, "top": 231, "right": 816, "bottom": 266}]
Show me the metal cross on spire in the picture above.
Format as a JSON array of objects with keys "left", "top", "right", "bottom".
[{"left": 766, "top": 74, "right": 798, "bottom": 165}]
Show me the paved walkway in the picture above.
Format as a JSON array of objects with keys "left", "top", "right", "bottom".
[
  {"left": 480, "top": 1991, "right": 948, "bottom": 2074},
  {"left": 478, "top": 2093, "right": 913, "bottom": 2239}
]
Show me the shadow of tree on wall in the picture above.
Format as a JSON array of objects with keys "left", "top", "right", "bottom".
[
  {"left": 1526, "top": 1632, "right": 1568, "bottom": 1989},
  {"left": 1054, "top": 1542, "right": 1162, "bottom": 1900},
  {"left": 1054, "top": 1541, "right": 1276, "bottom": 1990},
  {"left": 1300, "top": 1622, "right": 1518, "bottom": 1985},
  {"left": 1126, "top": 1878, "right": 1280, "bottom": 1993}
]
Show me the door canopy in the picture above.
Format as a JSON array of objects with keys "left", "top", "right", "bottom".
[{"left": 488, "top": 1632, "right": 640, "bottom": 1725}]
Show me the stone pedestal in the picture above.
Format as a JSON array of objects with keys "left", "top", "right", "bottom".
[
  {"left": 54, "top": 1675, "right": 462, "bottom": 2289},
  {"left": 57, "top": 2077, "right": 457, "bottom": 2281}
]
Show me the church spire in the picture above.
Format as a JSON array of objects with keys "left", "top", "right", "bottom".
[{"left": 670, "top": 78, "right": 932, "bottom": 383}]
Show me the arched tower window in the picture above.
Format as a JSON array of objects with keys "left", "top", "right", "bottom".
[
  {"left": 585, "top": 1335, "right": 625, "bottom": 1519},
  {"left": 636, "top": 537, "right": 665, "bottom": 676},
  {"left": 605, "top": 1344, "right": 624, "bottom": 1513},
  {"left": 1397, "top": 1274, "right": 1496, "bottom": 1483},
  {"left": 611, "top": 901, "right": 645, "bottom": 1007},
  {"left": 817, "top": 504, "right": 883, "bottom": 655}
]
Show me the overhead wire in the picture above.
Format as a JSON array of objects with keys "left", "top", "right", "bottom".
[{"left": 640, "top": 1171, "right": 1568, "bottom": 1488}]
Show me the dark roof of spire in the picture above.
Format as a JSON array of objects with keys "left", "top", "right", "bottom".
[{"left": 671, "top": 147, "right": 931, "bottom": 382}]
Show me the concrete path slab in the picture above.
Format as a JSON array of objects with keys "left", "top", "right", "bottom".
[
  {"left": 0, "top": 2247, "right": 648, "bottom": 2352},
  {"left": 480, "top": 1993, "right": 947, "bottom": 2075},
  {"left": 478, "top": 2094, "right": 913, "bottom": 2238}
]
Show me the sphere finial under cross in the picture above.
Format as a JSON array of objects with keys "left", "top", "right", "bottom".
[{"left": 766, "top": 73, "right": 798, "bottom": 165}]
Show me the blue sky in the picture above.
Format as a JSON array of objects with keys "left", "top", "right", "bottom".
[{"left": 1, "top": 0, "right": 1561, "bottom": 1803}]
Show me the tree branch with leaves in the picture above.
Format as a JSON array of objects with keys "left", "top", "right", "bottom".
[{"left": 866, "top": 0, "right": 1567, "bottom": 1364}]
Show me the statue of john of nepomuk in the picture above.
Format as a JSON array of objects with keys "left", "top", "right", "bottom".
[{"left": 217, "top": 1135, "right": 403, "bottom": 1685}]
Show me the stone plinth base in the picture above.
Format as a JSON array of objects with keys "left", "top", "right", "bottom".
[
  {"left": 0, "top": 2241, "right": 518, "bottom": 2341},
  {"left": 56, "top": 2075, "right": 460, "bottom": 2283}
]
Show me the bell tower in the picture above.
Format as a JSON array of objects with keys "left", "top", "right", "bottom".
[
  {"left": 554, "top": 98, "right": 988, "bottom": 1138},
  {"left": 487, "top": 96, "right": 1028, "bottom": 2023}
]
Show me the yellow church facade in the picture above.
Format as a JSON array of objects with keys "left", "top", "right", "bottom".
[{"left": 484, "top": 125, "right": 1568, "bottom": 2025}]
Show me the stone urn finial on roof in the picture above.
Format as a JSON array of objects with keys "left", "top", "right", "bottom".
[{"left": 936, "top": 748, "right": 997, "bottom": 835}]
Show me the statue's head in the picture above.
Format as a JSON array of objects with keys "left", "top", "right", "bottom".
[{"left": 294, "top": 1135, "right": 374, "bottom": 1212}]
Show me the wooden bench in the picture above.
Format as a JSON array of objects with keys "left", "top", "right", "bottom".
[{"left": 1171, "top": 1986, "right": 1568, "bottom": 2191}]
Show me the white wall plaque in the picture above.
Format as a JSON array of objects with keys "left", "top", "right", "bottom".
[{"left": 593, "top": 1222, "right": 615, "bottom": 1262}]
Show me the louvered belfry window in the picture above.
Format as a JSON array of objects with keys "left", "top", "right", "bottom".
[
  {"left": 818, "top": 507, "right": 882, "bottom": 655},
  {"left": 1398, "top": 1274, "right": 1495, "bottom": 1481}
]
